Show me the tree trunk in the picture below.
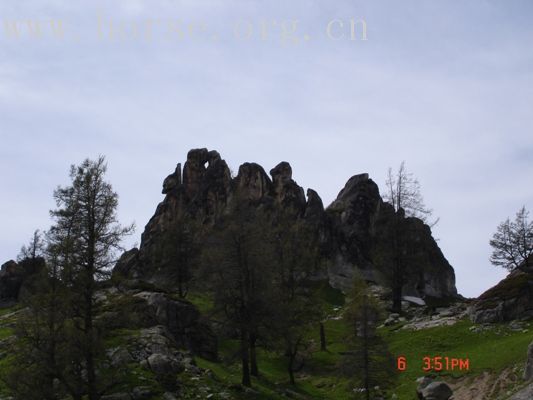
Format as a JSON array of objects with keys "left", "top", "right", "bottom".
[
  {"left": 250, "top": 332, "right": 259, "bottom": 377},
  {"left": 392, "top": 276, "right": 402, "bottom": 313},
  {"left": 241, "top": 328, "right": 251, "bottom": 387},
  {"left": 391, "top": 212, "right": 403, "bottom": 314},
  {"left": 363, "top": 304, "right": 370, "bottom": 400},
  {"left": 86, "top": 289, "right": 98, "bottom": 400},
  {"left": 288, "top": 352, "right": 296, "bottom": 385},
  {"left": 319, "top": 322, "right": 327, "bottom": 351}
]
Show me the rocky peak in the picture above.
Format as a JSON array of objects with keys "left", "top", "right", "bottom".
[
  {"left": 234, "top": 162, "right": 272, "bottom": 201},
  {"left": 119, "top": 149, "right": 458, "bottom": 300},
  {"left": 182, "top": 148, "right": 209, "bottom": 198},
  {"left": 270, "top": 161, "right": 292, "bottom": 184},
  {"left": 267, "top": 161, "right": 306, "bottom": 213},
  {"left": 304, "top": 189, "right": 325, "bottom": 221},
  {"left": 162, "top": 163, "right": 182, "bottom": 194}
]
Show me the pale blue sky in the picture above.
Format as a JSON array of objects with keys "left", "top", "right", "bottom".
[{"left": 1, "top": 1, "right": 532, "bottom": 297}]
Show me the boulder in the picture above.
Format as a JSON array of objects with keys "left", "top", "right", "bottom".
[
  {"left": 416, "top": 377, "right": 453, "bottom": 400},
  {"left": 132, "top": 292, "right": 218, "bottom": 360},
  {"left": 403, "top": 296, "right": 426, "bottom": 306},
  {"left": 146, "top": 353, "right": 184, "bottom": 375}
]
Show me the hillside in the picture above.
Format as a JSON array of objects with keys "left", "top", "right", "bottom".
[
  {"left": 0, "top": 150, "right": 531, "bottom": 400},
  {"left": 0, "top": 283, "right": 531, "bottom": 399}
]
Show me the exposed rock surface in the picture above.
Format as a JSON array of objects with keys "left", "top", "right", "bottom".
[
  {"left": 416, "top": 377, "right": 453, "bottom": 400},
  {"left": 0, "top": 258, "right": 45, "bottom": 301},
  {"left": 469, "top": 270, "right": 533, "bottom": 323},
  {"left": 132, "top": 291, "right": 217, "bottom": 361},
  {"left": 114, "top": 148, "right": 458, "bottom": 300},
  {"left": 509, "top": 383, "right": 533, "bottom": 400}
]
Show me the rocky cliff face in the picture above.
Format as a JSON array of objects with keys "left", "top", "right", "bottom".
[{"left": 117, "top": 148, "right": 457, "bottom": 299}]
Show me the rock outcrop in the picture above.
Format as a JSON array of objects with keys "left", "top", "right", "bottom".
[
  {"left": 0, "top": 258, "right": 45, "bottom": 302},
  {"left": 115, "top": 148, "right": 458, "bottom": 300},
  {"left": 469, "top": 270, "right": 533, "bottom": 323},
  {"left": 98, "top": 289, "right": 217, "bottom": 361}
]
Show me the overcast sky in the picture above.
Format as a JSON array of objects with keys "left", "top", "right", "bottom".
[{"left": 1, "top": 1, "right": 532, "bottom": 298}]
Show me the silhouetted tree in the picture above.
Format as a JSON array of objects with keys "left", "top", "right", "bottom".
[
  {"left": 17, "top": 229, "right": 45, "bottom": 262},
  {"left": 490, "top": 206, "right": 533, "bottom": 272},
  {"left": 383, "top": 162, "right": 436, "bottom": 312},
  {"left": 384, "top": 161, "right": 436, "bottom": 226}
]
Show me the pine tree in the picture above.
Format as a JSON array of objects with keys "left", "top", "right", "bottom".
[
  {"left": 341, "top": 277, "right": 395, "bottom": 400},
  {"left": 48, "top": 156, "right": 133, "bottom": 399}
]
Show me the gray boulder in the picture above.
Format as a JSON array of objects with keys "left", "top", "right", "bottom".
[{"left": 416, "top": 377, "right": 453, "bottom": 400}]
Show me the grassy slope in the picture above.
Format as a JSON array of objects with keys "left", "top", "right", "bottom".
[
  {"left": 0, "top": 289, "right": 531, "bottom": 399},
  {"left": 189, "top": 286, "right": 533, "bottom": 399}
]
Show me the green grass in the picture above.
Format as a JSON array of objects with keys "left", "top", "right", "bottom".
[
  {"left": 381, "top": 319, "right": 533, "bottom": 398},
  {"left": 0, "top": 288, "right": 531, "bottom": 399},
  {"left": 186, "top": 290, "right": 215, "bottom": 315},
  {"left": 193, "top": 316, "right": 533, "bottom": 399}
]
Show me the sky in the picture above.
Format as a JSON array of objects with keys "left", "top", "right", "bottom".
[{"left": 0, "top": 1, "right": 532, "bottom": 298}]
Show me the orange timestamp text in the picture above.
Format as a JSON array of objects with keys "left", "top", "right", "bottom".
[{"left": 396, "top": 356, "right": 470, "bottom": 372}]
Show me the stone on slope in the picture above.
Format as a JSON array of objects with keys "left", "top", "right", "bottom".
[
  {"left": 416, "top": 377, "right": 453, "bottom": 400},
  {"left": 403, "top": 296, "right": 426, "bottom": 306}
]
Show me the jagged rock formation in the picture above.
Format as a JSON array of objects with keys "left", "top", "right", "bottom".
[{"left": 115, "top": 148, "right": 457, "bottom": 299}]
